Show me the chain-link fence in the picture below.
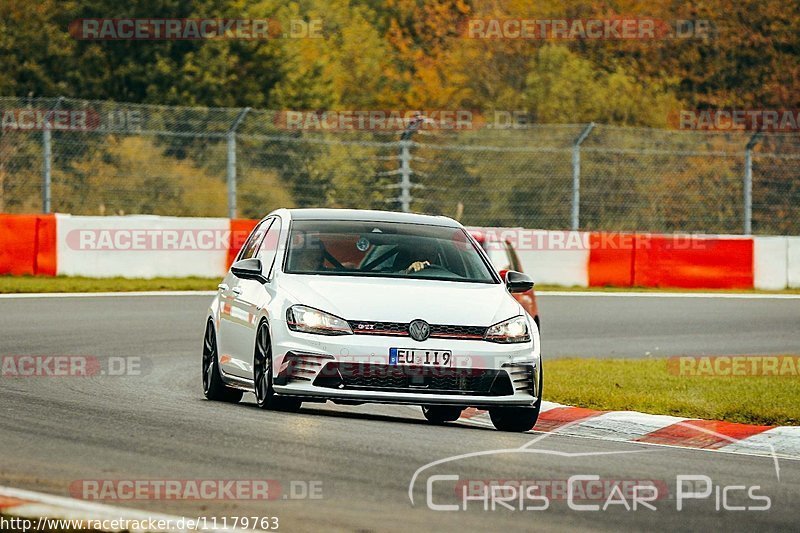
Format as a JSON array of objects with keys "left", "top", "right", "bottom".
[{"left": 1, "top": 97, "right": 799, "bottom": 234}]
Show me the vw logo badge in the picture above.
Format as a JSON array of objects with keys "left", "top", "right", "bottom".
[{"left": 408, "top": 319, "right": 430, "bottom": 342}]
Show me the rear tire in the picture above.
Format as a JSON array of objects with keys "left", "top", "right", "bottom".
[
  {"left": 202, "top": 321, "right": 243, "bottom": 403},
  {"left": 421, "top": 405, "right": 463, "bottom": 424},
  {"left": 254, "top": 321, "right": 302, "bottom": 412},
  {"left": 489, "top": 365, "right": 542, "bottom": 432}
]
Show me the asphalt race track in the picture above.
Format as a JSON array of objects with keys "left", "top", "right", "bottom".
[
  {"left": 539, "top": 293, "right": 800, "bottom": 358},
  {"left": 1, "top": 293, "right": 799, "bottom": 531}
]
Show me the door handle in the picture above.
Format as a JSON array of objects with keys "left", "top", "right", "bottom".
[
  {"left": 232, "top": 287, "right": 242, "bottom": 296},
  {"left": 217, "top": 283, "right": 229, "bottom": 292}
]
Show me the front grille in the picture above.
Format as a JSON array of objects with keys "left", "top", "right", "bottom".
[
  {"left": 348, "top": 321, "right": 488, "bottom": 340},
  {"left": 430, "top": 324, "right": 487, "bottom": 339},
  {"left": 313, "top": 362, "right": 514, "bottom": 396}
]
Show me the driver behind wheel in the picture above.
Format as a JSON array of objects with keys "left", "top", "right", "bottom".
[{"left": 399, "top": 239, "right": 439, "bottom": 274}]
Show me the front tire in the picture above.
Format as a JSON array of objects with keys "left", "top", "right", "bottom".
[
  {"left": 489, "top": 366, "right": 543, "bottom": 432},
  {"left": 254, "top": 321, "right": 301, "bottom": 412},
  {"left": 421, "top": 405, "right": 463, "bottom": 424},
  {"left": 202, "top": 320, "right": 243, "bottom": 403}
]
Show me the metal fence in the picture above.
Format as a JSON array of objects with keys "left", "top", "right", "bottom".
[{"left": 1, "top": 97, "right": 799, "bottom": 234}]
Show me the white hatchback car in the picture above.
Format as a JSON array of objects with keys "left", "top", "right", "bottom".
[{"left": 202, "top": 208, "right": 542, "bottom": 431}]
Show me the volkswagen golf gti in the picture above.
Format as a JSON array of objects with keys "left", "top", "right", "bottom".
[{"left": 202, "top": 208, "right": 542, "bottom": 431}]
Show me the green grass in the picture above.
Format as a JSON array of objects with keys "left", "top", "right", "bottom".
[
  {"left": 0, "top": 275, "right": 219, "bottom": 293},
  {"left": 546, "top": 357, "right": 800, "bottom": 426}
]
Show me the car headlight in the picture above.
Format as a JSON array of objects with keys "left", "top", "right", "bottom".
[
  {"left": 484, "top": 316, "right": 531, "bottom": 343},
  {"left": 286, "top": 305, "right": 353, "bottom": 335}
]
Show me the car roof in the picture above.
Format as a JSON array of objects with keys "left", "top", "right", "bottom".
[{"left": 283, "top": 208, "right": 462, "bottom": 227}]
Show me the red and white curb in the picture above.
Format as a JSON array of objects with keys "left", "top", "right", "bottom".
[
  {"left": 454, "top": 402, "right": 800, "bottom": 460},
  {"left": 0, "top": 486, "right": 256, "bottom": 532}
]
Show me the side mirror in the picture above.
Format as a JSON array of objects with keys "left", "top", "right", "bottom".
[
  {"left": 231, "top": 258, "right": 267, "bottom": 284},
  {"left": 505, "top": 270, "right": 534, "bottom": 293}
]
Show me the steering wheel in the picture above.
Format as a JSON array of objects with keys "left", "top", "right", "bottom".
[{"left": 405, "top": 263, "right": 448, "bottom": 275}]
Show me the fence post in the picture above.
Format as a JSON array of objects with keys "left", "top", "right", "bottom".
[
  {"left": 398, "top": 140, "right": 412, "bottom": 212},
  {"left": 571, "top": 122, "right": 595, "bottom": 231},
  {"left": 743, "top": 131, "right": 762, "bottom": 235},
  {"left": 42, "top": 96, "right": 64, "bottom": 214},
  {"left": 397, "top": 115, "right": 426, "bottom": 213},
  {"left": 226, "top": 107, "right": 251, "bottom": 219}
]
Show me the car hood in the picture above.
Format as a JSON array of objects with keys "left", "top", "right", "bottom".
[{"left": 278, "top": 274, "right": 521, "bottom": 326}]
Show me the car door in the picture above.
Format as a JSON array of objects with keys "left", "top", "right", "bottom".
[
  {"left": 218, "top": 217, "right": 273, "bottom": 378},
  {"left": 228, "top": 216, "right": 282, "bottom": 379}
]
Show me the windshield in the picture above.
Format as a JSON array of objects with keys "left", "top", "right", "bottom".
[{"left": 284, "top": 220, "right": 497, "bottom": 283}]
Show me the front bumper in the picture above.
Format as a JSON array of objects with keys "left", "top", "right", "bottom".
[{"left": 270, "top": 317, "right": 540, "bottom": 408}]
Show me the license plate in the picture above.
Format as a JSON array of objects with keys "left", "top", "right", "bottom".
[{"left": 389, "top": 348, "right": 452, "bottom": 367}]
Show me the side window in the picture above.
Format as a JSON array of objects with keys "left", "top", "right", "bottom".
[
  {"left": 238, "top": 219, "right": 273, "bottom": 261},
  {"left": 257, "top": 218, "right": 282, "bottom": 277}
]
